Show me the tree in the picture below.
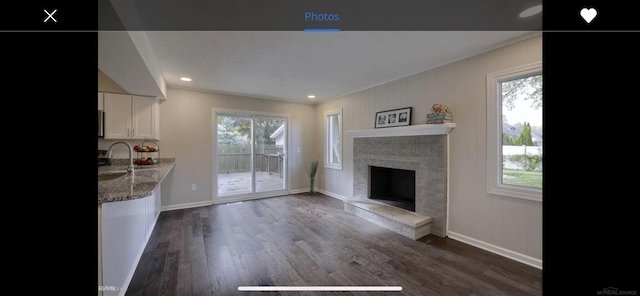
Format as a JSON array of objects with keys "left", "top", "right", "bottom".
[
  {"left": 217, "top": 116, "right": 250, "bottom": 145},
  {"left": 503, "top": 132, "right": 516, "bottom": 145},
  {"left": 216, "top": 116, "right": 283, "bottom": 146},
  {"left": 516, "top": 122, "right": 534, "bottom": 146},
  {"left": 502, "top": 75, "right": 542, "bottom": 111},
  {"left": 255, "top": 120, "right": 282, "bottom": 145}
]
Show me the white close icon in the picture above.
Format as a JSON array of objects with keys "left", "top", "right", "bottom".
[
  {"left": 580, "top": 7, "right": 597, "bottom": 24},
  {"left": 43, "top": 9, "right": 58, "bottom": 23}
]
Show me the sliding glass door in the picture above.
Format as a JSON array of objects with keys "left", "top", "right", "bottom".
[
  {"left": 215, "top": 110, "right": 287, "bottom": 202},
  {"left": 217, "top": 114, "right": 254, "bottom": 196},
  {"left": 254, "top": 117, "right": 286, "bottom": 193}
]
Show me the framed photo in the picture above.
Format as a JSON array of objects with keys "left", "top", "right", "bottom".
[{"left": 375, "top": 107, "right": 412, "bottom": 128}]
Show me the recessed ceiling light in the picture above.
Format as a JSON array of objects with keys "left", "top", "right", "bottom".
[
  {"left": 308, "top": 95, "right": 316, "bottom": 99},
  {"left": 519, "top": 5, "right": 542, "bottom": 18},
  {"left": 180, "top": 77, "right": 192, "bottom": 82}
]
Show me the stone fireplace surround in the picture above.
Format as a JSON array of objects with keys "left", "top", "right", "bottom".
[{"left": 344, "top": 124, "right": 454, "bottom": 239}]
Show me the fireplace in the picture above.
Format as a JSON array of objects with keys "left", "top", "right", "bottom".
[
  {"left": 353, "top": 134, "right": 448, "bottom": 237},
  {"left": 369, "top": 166, "right": 415, "bottom": 211}
]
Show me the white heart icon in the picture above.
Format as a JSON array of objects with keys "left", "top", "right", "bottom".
[{"left": 580, "top": 8, "right": 597, "bottom": 23}]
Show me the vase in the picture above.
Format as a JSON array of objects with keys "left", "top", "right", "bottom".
[{"left": 309, "top": 177, "right": 315, "bottom": 195}]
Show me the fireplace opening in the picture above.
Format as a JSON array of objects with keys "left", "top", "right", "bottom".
[{"left": 369, "top": 166, "right": 415, "bottom": 211}]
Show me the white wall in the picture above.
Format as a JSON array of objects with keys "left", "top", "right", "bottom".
[
  {"left": 158, "top": 87, "right": 316, "bottom": 207},
  {"left": 315, "top": 34, "right": 542, "bottom": 263}
]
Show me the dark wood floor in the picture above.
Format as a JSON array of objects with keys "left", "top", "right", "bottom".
[{"left": 125, "top": 194, "right": 542, "bottom": 296}]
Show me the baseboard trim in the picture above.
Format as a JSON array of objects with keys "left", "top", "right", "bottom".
[
  {"left": 160, "top": 189, "right": 347, "bottom": 211},
  {"left": 162, "top": 190, "right": 313, "bottom": 210},
  {"left": 448, "top": 231, "right": 542, "bottom": 270},
  {"left": 213, "top": 191, "right": 288, "bottom": 204},
  {"left": 316, "top": 188, "right": 347, "bottom": 201},
  {"left": 289, "top": 188, "right": 310, "bottom": 195},
  {"left": 161, "top": 200, "right": 213, "bottom": 211}
]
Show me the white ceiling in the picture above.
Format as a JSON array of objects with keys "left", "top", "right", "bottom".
[{"left": 143, "top": 31, "right": 536, "bottom": 104}]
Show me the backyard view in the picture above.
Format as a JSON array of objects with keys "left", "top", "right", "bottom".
[
  {"left": 217, "top": 115, "right": 285, "bottom": 196},
  {"left": 501, "top": 74, "right": 542, "bottom": 189}
]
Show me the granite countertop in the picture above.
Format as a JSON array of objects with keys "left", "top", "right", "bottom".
[{"left": 98, "top": 159, "right": 175, "bottom": 205}]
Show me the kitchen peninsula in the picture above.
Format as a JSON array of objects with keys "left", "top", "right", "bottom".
[
  {"left": 98, "top": 160, "right": 175, "bottom": 204},
  {"left": 98, "top": 159, "right": 175, "bottom": 296}
]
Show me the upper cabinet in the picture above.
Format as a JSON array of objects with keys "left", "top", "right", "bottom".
[
  {"left": 103, "top": 93, "right": 132, "bottom": 139},
  {"left": 131, "top": 95, "right": 158, "bottom": 140},
  {"left": 102, "top": 92, "right": 159, "bottom": 140}
]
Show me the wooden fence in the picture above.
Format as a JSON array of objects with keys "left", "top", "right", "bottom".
[{"left": 217, "top": 143, "right": 283, "bottom": 173}]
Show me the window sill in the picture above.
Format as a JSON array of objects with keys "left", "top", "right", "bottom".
[
  {"left": 325, "top": 163, "right": 342, "bottom": 171},
  {"left": 488, "top": 186, "right": 542, "bottom": 202}
]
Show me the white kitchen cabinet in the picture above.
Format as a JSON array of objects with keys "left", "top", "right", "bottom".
[
  {"left": 98, "top": 92, "right": 104, "bottom": 110},
  {"left": 103, "top": 93, "right": 159, "bottom": 140},
  {"left": 131, "top": 95, "right": 158, "bottom": 140},
  {"left": 145, "top": 186, "right": 161, "bottom": 237},
  {"left": 100, "top": 197, "right": 146, "bottom": 296},
  {"left": 98, "top": 189, "right": 161, "bottom": 296},
  {"left": 104, "top": 93, "right": 132, "bottom": 139}
]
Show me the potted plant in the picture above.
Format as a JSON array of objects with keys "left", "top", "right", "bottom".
[{"left": 305, "top": 152, "right": 321, "bottom": 195}]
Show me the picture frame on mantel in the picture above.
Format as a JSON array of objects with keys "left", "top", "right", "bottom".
[{"left": 375, "top": 107, "right": 412, "bottom": 128}]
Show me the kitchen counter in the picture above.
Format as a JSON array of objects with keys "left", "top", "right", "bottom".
[{"left": 98, "top": 160, "right": 174, "bottom": 205}]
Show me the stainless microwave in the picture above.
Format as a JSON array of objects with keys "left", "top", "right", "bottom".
[{"left": 98, "top": 110, "right": 105, "bottom": 137}]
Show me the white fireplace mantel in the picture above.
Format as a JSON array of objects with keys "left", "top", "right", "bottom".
[{"left": 347, "top": 123, "right": 455, "bottom": 138}]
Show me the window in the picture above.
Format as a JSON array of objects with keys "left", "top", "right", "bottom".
[
  {"left": 486, "top": 62, "right": 542, "bottom": 202},
  {"left": 325, "top": 108, "right": 342, "bottom": 170}
]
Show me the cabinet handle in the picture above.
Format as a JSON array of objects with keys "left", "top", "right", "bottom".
[
  {"left": 128, "top": 128, "right": 130, "bottom": 137},
  {"left": 133, "top": 128, "right": 135, "bottom": 137}
]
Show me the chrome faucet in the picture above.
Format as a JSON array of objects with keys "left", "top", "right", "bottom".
[{"left": 107, "top": 141, "right": 135, "bottom": 174}]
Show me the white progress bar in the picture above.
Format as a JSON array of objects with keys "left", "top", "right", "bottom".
[{"left": 238, "top": 286, "right": 402, "bottom": 291}]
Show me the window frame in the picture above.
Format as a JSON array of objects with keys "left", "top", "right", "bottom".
[
  {"left": 486, "top": 62, "right": 542, "bottom": 202},
  {"left": 325, "top": 108, "right": 343, "bottom": 171}
]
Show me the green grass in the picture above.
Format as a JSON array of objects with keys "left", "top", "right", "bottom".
[{"left": 502, "top": 169, "right": 542, "bottom": 188}]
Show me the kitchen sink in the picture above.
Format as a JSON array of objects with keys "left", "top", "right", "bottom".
[{"left": 98, "top": 172, "right": 127, "bottom": 181}]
